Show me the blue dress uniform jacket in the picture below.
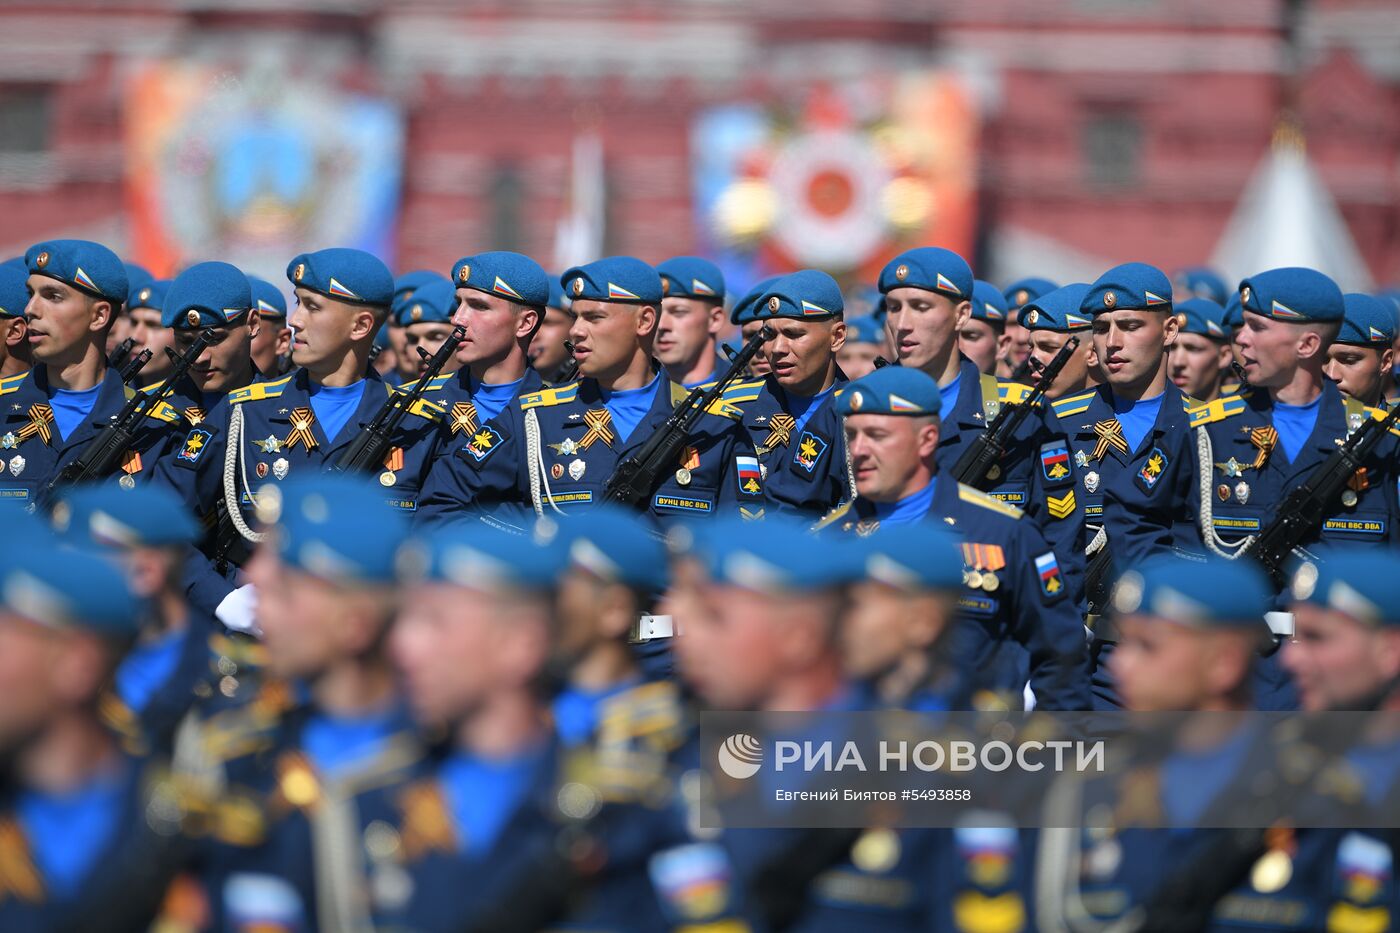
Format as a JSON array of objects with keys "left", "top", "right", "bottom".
[
  {"left": 403, "top": 365, "right": 544, "bottom": 452},
  {"left": 817, "top": 480, "right": 1093, "bottom": 712},
  {"left": 1178, "top": 381, "right": 1400, "bottom": 557},
  {"left": 736, "top": 374, "right": 851, "bottom": 519},
  {"left": 415, "top": 371, "right": 765, "bottom": 530},
  {"left": 0, "top": 366, "right": 183, "bottom": 510},
  {"left": 934, "top": 358, "right": 1086, "bottom": 608},
  {"left": 151, "top": 368, "right": 446, "bottom": 609}
]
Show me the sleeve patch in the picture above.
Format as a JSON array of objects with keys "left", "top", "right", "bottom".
[
  {"left": 1035, "top": 551, "right": 1065, "bottom": 598},
  {"left": 176, "top": 428, "right": 213, "bottom": 465},
  {"left": 463, "top": 425, "right": 505, "bottom": 462},
  {"left": 1039, "top": 441, "right": 1073, "bottom": 485},
  {"left": 793, "top": 431, "right": 830, "bottom": 474},
  {"left": 1046, "top": 490, "right": 1076, "bottom": 520},
  {"left": 736, "top": 455, "right": 763, "bottom": 496}
]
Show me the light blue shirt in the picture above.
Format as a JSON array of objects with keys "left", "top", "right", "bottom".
[
  {"left": 786, "top": 382, "right": 839, "bottom": 436},
  {"left": 600, "top": 374, "right": 661, "bottom": 445},
  {"left": 114, "top": 627, "right": 186, "bottom": 713},
  {"left": 48, "top": 384, "right": 102, "bottom": 440},
  {"left": 1273, "top": 394, "right": 1322, "bottom": 462},
  {"left": 1113, "top": 391, "right": 1164, "bottom": 454},
  {"left": 473, "top": 376, "right": 526, "bottom": 424},
  {"left": 302, "top": 705, "right": 402, "bottom": 779},
  {"left": 18, "top": 758, "right": 130, "bottom": 898},
  {"left": 871, "top": 480, "right": 937, "bottom": 526},
  {"left": 939, "top": 372, "right": 962, "bottom": 421},
  {"left": 440, "top": 745, "right": 545, "bottom": 855},
  {"left": 308, "top": 380, "right": 366, "bottom": 444},
  {"left": 551, "top": 678, "right": 642, "bottom": 748}
]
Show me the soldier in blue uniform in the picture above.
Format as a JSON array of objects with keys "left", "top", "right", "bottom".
[
  {"left": 416, "top": 256, "right": 762, "bottom": 529},
  {"left": 385, "top": 270, "right": 447, "bottom": 385},
  {"left": 531, "top": 276, "right": 577, "bottom": 385},
  {"left": 736, "top": 269, "right": 851, "bottom": 519},
  {"left": 1178, "top": 268, "right": 1400, "bottom": 703},
  {"left": 127, "top": 277, "right": 177, "bottom": 384},
  {"left": 836, "top": 313, "right": 884, "bottom": 381},
  {"left": 1035, "top": 555, "right": 1296, "bottom": 931},
  {"left": 656, "top": 255, "right": 728, "bottom": 388},
  {"left": 819, "top": 365, "right": 1092, "bottom": 711},
  {"left": 3, "top": 239, "right": 182, "bottom": 509},
  {"left": 153, "top": 248, "right": 445, "bottom": 629},
  {"left": 0, "top": 259, "right": 32, "bottom": 379},
  {"left": 395, "top": 276, "right": 460, "bottom": 380},
  {"left": 52, "top": 484, "right": 262, "bottom": 757},
  {"left": 960, "top": 279, "right": 1010, "bottom": 376},
  {"left": 1021, "top": 283, "right": 1096, "bottom": 402},
  {"left": 1324, "top": 292, "right": 1395, "bottom": 409},
  {"left": 247, "top": 275, "right": 291, "bottom": 379},
  {"left": 999, "top": 276, "right": 1057, "bottom": 380},
  {"left": 732, "top": 274, "right": 781, "bottom": 379},
  {"left": 181, "top": 474, "right": 422, "bottom": 932},
  {"left": 1167, "top": 297, "right": 1233, "bottom": 403},
  {"left": 881, "top": 248, "right": 1083, "bottom": 604},
  {"left": 0, "top": 525, "right": 187, "bottom": 932}
]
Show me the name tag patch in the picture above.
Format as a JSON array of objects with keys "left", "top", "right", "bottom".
[
  {"left": 654, "top": 494, "right": 713, "bottom": 513},
  {"left": 1212, "top": 516, "right": 1262, "bottom": 532},
  {"left": 989, "top": 488, "right": 1027, "bottom": 506},
  {"left": 1323, "top": 518, "right": 1386, "bottom": 536},
  {"left": 548, "top": 491, "right": 594, "bottom": 507}
]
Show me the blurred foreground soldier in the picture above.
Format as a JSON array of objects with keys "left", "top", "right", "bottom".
[
  {"left": 53, "top": 485, "right": 258, "bottom": 756},
  {"left": 182, "top": 474, "right": 419, "bottom": 932},
  {"left": 960, "top": 279, "right": 1010, "bottom": 376},
  {"left": 836, "top": 314, "right": 884, "bottom": 381},
  {"left": 247, "top": 275, "right": 291, "bottom": 378},
  {"left": 0, "top": 259, "right": 33, "bottom": 378},
  {"left": 1167, "top": 297, "right": 1233, "bottom": 403},
  {"left": 396, "top": 277, "right": 462, "bottom": 378},
  {"left": 1181, "top": 269, "right": 1400, "bottom": 708},
  {"left": 740, "top": 270, "right": 850, "bottom": 519},
  {"left": 417, "top": 256, "right": 762, "bottom": 527},
  {"left": 1036, "top": 556, "right": 1283, "bottom": 932},
  {"left": 882, "top": 249, "right": 1082, "bottom": 583},
  {"left": 1000, "top": 277, "right": 1057, "bottom": 379},
  {"left": 156, "top": 248, "right": 443, "bottom": 625},
  {"left": 1324, "top": 293, "right": 1395, "bottom": 409},
  {"left": 820, "top": 365, "right": 1091, "bottom": 711},
  {"left": 530, "top": 277, "right": 576, "bottom": 384},
  {"left": 127, "top": 278, "right": 176, "bottom": 383},
  {"left": 387, "top": 270, "right": 445, "bottom": 385},
  {"left": 656, "top": 256, "right": 727, "bottom": 387},
  {"left": 0, "top": 526, "right": 186, "bottom": 932},
  {"left": 5, "top": 240, "right": 178, "bottom": 505}
]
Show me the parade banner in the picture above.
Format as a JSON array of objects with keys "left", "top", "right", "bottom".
[{"left": 124, "top": 61, "right": 403, "bottom": 285}]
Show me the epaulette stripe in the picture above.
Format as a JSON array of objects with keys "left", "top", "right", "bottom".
[
  {"left": 146, "top": 400, "right": 182, "bottom": 423},
  {"left": 1052, "top": 403, "right": 1092, "bottom": 417},
  {"left": 520, "top": 383, "right": 579, "bottom": 410},
  {"left": 0, "top": 373, "right": 25, "bottom": 397},
  {"left": 957, "top": 483, "right": 1024, "bottom": 519},
  {"left": 229, "top": 374, "right": 293, "bottom": 404},
  {"left": 997, "top": 382, "right": 1033, "bottom": 404},
  {"left": 1365, "top": 406, "right": 1400, "bottom": 437},
  {"left": 1189, "top": 395, "right": 1247, "bottom": 428}
]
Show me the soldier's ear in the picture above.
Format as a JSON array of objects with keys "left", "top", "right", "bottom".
[
  {"left": 246, "top": 310, "right": 262, "bottom": 341},
  {"left": 954, "top": 300, "right": 971, "bottom": 331},
  {"left": 1381, "top": 347, "right": 1395, "bottom": 375},
  {"left": 1162, "top": 310, "right": 1180, "bottom": 347},
  {"left": 828, "top": 319, "right": 847, "bottom": 354},
  {"left": 88, "top": 298, "right": 115, "bottom": 334},
  {"left": 5, "top": 316, "right": 26, "bottom": 347},
  {"left": 635, "top": 303, "right": 658, "bottom": 339}
]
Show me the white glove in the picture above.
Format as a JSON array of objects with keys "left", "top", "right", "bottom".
[{"left": 215, "top": 584, "right": 261, "bottom": 637}]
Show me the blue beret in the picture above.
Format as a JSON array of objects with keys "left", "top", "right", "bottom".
[
  {"left": 398, "top": 522, "right": 568, "bottom": 593},
  {"left": 686, "top": 514, "right": 860, "bottom": 593},
  {"left": 248, "top": 276, "right": 288, "bottom": 318},
  {"left": 878, "top": 247, "right": 973, "bottom": 300},
  {"left": 0, "top": 261, "right": 30, "bottom": 319},
  {"left": 452, "top": 251, "right": 551, "bottom": 308},
  {"left": 1174, "top": 267, "right": 1229, "bottom": 305},
  {"left": 1223, "top": 291, "right": 1243, "bottom": 329},
  {"left": 390, "top": 273, "right": 450, "bottom": 327},
  {"left": 755, "top": 270, "right": 844, "bottom": 321},
  {"left": 26, "top": 239, "right": 128, "bottom": 306},
  {"left": 835, "top": 365, "right": 941, "bottom": 418},
  {"left": 1002, "top": 277, "right": 1059, "bottom": 310},
  {"left": 1175, "top": 298, "right": 1230, "bottom": 341},
  {"left": 1111, "top": 555, "right": 1271, "bottom": 628},
  {"left": 1021, "top": 283, "right": 1093, "bottom": 333},
  {"left": 0, "top": 541, "right": 137, "bottom": 637},
  {"left": 396, "top": 278, "right": 457, "bottom": 327},
  {"left": 393, "top": 270, "right": 442, "bottom": 304},
  {"left": 559, "top": 506, "right": 668, "bottom": 592},
  {"left": 1337, "top": 293, "right": 1396, "bottom": 347},
  {"left": 1082, "top": 262, "right": 1173, "bottom": 315},
  {"left": 845, "top": 314, "right": 885, "bottom": 345},
  {"left": 127, "top": 279, "right": 169, "bottom": 314},
  {"left": 731, "top": 275, "right": 782, "bottom": 326},
  {"left": 124, "top": 263, "right": 156, "bottom": 304},
  {"left": 287, "top": 248, "right": 394, "bottom": 308},
  {"left": 53, "top": 484, "right": 199, "bottom": 549},
  {"left": 658, "top": 256, "right": 725, "bottom": 301},
  {"left": 970, "top": 280, "right": 1009, "bottom": 325},
  {"left": 562, "top": 256, "right": 663, "bottom": 305},
  {"left": 1238, "top": 267, "right": 1344, "bottom": 323},
  {"left": 856, "top": 523, "right": 964, "bottom": 592},
  {"left": 264, "top": 475, "right": 409, "bottom": 585},
  {"left": 163, "top": 261, "right": 253, "bottom": 331},
  {"left": 1290, "top": 549, "right": 1400, "bottom": 627},
  {"left": 547, "top": 277, "right": 569, "bottom": 311},
  {"left": 373, "top": 322, "right": 392, "bottom": 351}
]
